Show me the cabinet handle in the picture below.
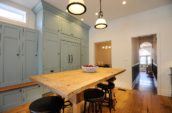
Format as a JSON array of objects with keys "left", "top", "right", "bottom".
[
  {"left": 68, "top": 54, "right": 70, "bottom": 63},
  {"left": 71, "top": 55, "right": 73, "bottom": 63},
  {"left": 50, "top": 70, "right": 54, "bottom": 73},
  {"left": 22, "top": 42, "right": 24, "bottom": 56}
]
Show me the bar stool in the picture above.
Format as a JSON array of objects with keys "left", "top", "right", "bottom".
[
  {"left": 29, "top": 96, "right": 64, "bottom": 113},
  {"left": 84, "top": 88, "right": 104, "bottom": 113},
  {"left": 97, "top": 77, "right": 117, "bottom": 113}
]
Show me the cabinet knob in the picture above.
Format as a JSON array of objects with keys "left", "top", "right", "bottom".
[
  {"left": 16, "top": 53, "right": 20, "bottom": 56},
  {"left": 50, "top": 70, "right": 54, "bottom": 73}
]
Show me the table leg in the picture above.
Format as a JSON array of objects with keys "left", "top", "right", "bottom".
[{"left": 69, "top": 93, "right": 84, "bottom": 113}]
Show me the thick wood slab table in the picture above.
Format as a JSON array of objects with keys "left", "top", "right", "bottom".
[{"left": 31, "top": 68, "right": 125, "bottom": 113}]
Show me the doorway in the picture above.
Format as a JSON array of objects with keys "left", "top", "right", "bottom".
[
  {"left": 95, "top": 41, "right": 112, "bottom": 68},
  {"left": 132, "top": 34, "right": 157, "bottom": 94}
]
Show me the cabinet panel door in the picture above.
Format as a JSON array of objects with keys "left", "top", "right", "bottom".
[
  {"left": 2, "top": 25, "right": 22, "bottom": 86},
  {"left": 44, "top": 10, "right": 59, "bottom": 32},
  {"left": 81, "top": 46, "right": 89, "bottom": 65},
  {"left": 0, "top": 25, "right": 2, "bottom": 86},
  {"left": 71, "top": 23, "right": 81, "bottom": 38},
  {"left": 61, "top": 40, "right": 71, "bottom": 71},
  {"left": 22, "top": 85, "right": 43, "bottom": 103},
  {"left": 71, "top": 43, "right": 81, "bottom": 69},
  {"left": 60, "top": 17, "right": 71, "bottom": 36},
  {"left": 43, "top": 31, "right": 60, "bottom": 73},
  {"left": 0, "top": 89, "right": 23, "bottom": 112},
  {"left": 23, "top": 29, "right": 38, "bottom": 82}
]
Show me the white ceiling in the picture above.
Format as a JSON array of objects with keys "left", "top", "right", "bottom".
[{"left": 10, "top": 0, "right": 172, "bottom": 26}]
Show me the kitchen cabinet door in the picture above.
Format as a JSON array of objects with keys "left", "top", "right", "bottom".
[
  {"left": 0, "top": 89, "right": 23, "bottom": 112},
  {"left": 71, "top": 23, "right": 81, "bottom": 38},
  {"left": 2, "top": 25, "right": 22, "bottom": 87},
  {"left": 0, "top": 24, "right": 2, "bottom": 86},
  {"left": 23, "top": 29, "right": 38, "bottom": 82},
  {"left": 44, "top": 10, "right": 60, "bottom": 33},
  {"left": 22, "top": 85, "right": 43, "bottom": 103},
  {"left": 60, "top": 17, "right": 71, "bottom": 36},
  {"left": 61, "top": 40, "right": 72, "bottom": 71},
  {"left": 81, "top": 46, "right": 89, "bottom": 66},
  {"left": 43, "top": 31, "right": 60, "bottom": 73},
  {"left": 71, "top": 42, "right": 81, "bottom": 69}
]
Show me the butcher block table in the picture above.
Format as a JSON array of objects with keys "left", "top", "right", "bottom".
[{"left": 30, "top": 68, "right": 125, "bottom": 113}]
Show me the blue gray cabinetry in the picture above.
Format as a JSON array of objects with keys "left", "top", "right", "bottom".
[
  {"left": 0, "top": 24, "right": 3, "bottom": 86},
  {"left": 0, "top": 89, "right": 23, "bottom": 112},
  {"left": 33, "top": 0, "right": 90, "bottom": 73},
  {"left": 23, "top": 29, "right": 39, "bottom": 82},
  {"left": 0, "top": 85, "right": 45, "bottom": 112},
  {"left": 43, "top": 30, "right": 60, "bottom": 73},
  {"left": 1, "top": 24, "right": 23, "bottom": 87},
  {"left": 61, "top": 36, "right": 81, "bottom": 71},
  {"left": 0, "top": 23, "right": 38, "bottom": 87},
  {"left": 22, "top": 85, "right": 43, "bottom": 103}
]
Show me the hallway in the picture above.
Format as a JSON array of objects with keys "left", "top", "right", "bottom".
[{"left": 134, "top": 72, "right": 157, "bottom": 94}]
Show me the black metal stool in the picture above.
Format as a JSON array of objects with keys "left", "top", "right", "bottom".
[
  {"left": 29, "top": 96, "right": 64, "bottom": 113},
  {"left": 84, "top": 88, "right": 104, "bottom": 113},
  {"left": 97, "top": 77, "right": 117, "bottom": 113}
]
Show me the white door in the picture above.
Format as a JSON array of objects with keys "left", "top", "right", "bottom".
[
  {"left": 2, "top": 25, "right": 22, "bottom": 86},
  {"left": 43, "top": 31, "right": 60, "bottom": 73},
  {"left": 23, "top": 29, "right": 38, "bottom": 82}
]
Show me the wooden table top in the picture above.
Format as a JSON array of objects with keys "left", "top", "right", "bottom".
[{"left": 30, "top": 68, "right": 125, "bottom": 98}]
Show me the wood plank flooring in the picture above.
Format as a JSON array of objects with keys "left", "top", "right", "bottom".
[{"left": 4, "top": 89, "right": 172, "bottom": 113}]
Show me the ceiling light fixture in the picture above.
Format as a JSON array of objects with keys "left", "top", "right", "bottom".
[
  {"left": 122, "top": 1, "right": 127, "bottom": 5},
  {"left": 81, "top": 18, "right": 84, "bottom": 21},
  {"left": 95, "top": 12, "right": 98, "bottom": 16},
  {"left": 95, "top": 0, "right": 107, "bottom": 29},
  {"left": 67, "top": 0, "right": 87, "bottom": 15}
]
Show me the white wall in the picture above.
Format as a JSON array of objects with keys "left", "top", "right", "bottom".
[
  {"left": 0, "top": 0, "right": 35, "bottom": 29},
  {"left": 89, "top": 4, "right": 172, "bottom": 96}
]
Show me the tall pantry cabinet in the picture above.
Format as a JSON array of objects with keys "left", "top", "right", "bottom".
[
  {"left": 0, "top": 22, "right": 39, "bottom": 112},
  {"left": 33, "top": 1, "right": 90, "bottom": 74},
  {"left": 0, "top": 23, "right": 39, "bottom": 87}
]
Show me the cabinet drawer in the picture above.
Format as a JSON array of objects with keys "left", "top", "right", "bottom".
[
  {"left": 0, "top": 89, "right": 23, "bottom": 112},
  {"left": 61, "top": 34, "right": 81, "bottom": 44},
  {"left": 22, "top": 85, "right": 43, "bottom": 103}
]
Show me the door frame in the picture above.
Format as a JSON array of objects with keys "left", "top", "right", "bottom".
[{"left": 131, "top": 33, "right": 161, "bottom": 95}]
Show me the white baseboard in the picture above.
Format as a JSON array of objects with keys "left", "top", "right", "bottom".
[{"left": 158, "top": 89, "right": 172, "bottom": 97}]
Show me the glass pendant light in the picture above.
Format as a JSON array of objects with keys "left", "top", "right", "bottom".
[
  {"left": 67, "top": 0, "right": 87, "bottom": 15},
  {"left": 95, "top": 0, "right": 107, "bottom": 29}
]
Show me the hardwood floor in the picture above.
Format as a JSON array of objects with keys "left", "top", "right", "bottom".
[
  {"left": 4, "top": 89, "right": 172, "bottom": 113},
  {"left": 134, "top": 72, "right": 157, "bottom": 94}
]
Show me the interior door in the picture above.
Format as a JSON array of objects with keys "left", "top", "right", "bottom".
[
  {"left": 61, "top": 40, "right": 72, "bottom": 71},
  {"left": 2, "top": 25, "right": 22, "bottom": 86},
  {"left": 43, "top": 31, "right": 60, "bottom": 73},
  {"left": 23, "top": 29, "right": 38, "bottom": 82}
]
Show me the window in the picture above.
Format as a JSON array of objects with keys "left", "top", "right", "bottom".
[
  {"left": 0, "top": 3, "right": 26, "bottom": 23},
  {"left": 139, "top": 42, "right": 152, "bottom": 65}
]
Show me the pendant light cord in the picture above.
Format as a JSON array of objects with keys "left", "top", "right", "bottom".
[
  {"left": 99, "top": 0, "right": 103, "bottom": 18},
  {"left": 100, "top": 0, "right": 102, "bottom": 12}
]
